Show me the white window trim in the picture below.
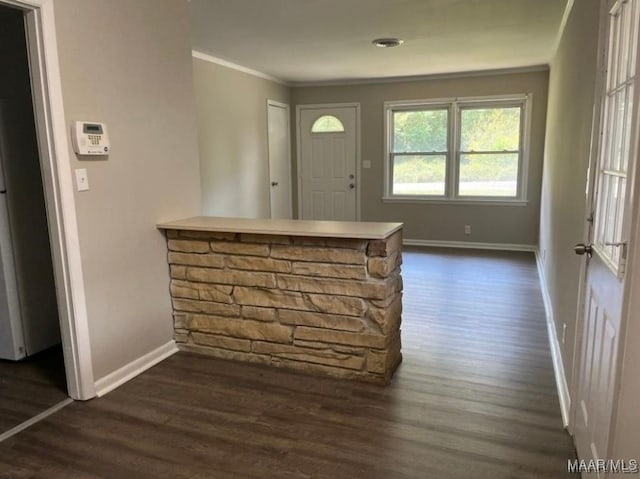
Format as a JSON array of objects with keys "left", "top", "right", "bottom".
[{"left": 383, "top": 94, "right": 532, "bottom": 205}]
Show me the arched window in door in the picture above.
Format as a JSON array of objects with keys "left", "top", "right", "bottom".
[{"left": 311, "top": 115, "right": 345, "bottom": 133}]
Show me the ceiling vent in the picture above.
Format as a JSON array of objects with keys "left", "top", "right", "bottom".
[{"left": 372, "top": 38, "right": 404, "bottom": 48}]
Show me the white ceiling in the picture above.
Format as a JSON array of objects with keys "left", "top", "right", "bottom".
[{"left": 189, "top": 0, "right": 570, "bottom": 84}]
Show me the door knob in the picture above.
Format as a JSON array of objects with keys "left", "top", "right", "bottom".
[
  {"left": 349, "top": 183, "right": 355, "bottom": 189},
  {"left": 574, "top": 243, "right": 593, "bottom": 258},
  {"left": 271, "top": 181, "right": 279, "bottom": 187}
]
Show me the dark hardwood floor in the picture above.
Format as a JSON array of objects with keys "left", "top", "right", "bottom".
[
  {"left": 0, "top": 248, "right": 576, "bottom": 478},
  {"left": 0, "top": 344, "right": 67, "bottom": 434}
]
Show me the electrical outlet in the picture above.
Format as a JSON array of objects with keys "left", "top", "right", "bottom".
[
  {"left": 562, "top": 323, "right": 567, "bottom": 344},
  {"left": 464, "top": 225, "right": 471, "bottom": 235}
]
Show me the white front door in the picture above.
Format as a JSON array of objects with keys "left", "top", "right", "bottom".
[
  {"left": 298, "top": 106, "right": 358, "bottom": 221},
  {"left": 574, "top": 0, "right": 640, "bottom": 465},
  {"left": 267, "top": 101, "right": 292, "bottom": 219}
]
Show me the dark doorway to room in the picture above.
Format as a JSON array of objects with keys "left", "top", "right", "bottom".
[{"left": 0, "top": 3, "right": 67, "bottom": 437}]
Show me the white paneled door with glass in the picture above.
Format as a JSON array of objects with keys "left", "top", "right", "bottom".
[
  {"left": 573, "top": 0, "right": 640, "bottom": 464},
  {"left": 298, "top": 106, "right": 358, "bottom": 221}
]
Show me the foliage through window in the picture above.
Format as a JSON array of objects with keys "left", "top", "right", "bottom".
[
  {"left": 392, "top": 109, "right": 448, "bottom": 195},
  {"left": 385, "top": 96, "right": 528, "bottom": 201}
]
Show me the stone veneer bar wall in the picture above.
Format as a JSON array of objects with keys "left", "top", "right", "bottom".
[{"left": 164, "top": 229, "right": 403, "bottom": 384}]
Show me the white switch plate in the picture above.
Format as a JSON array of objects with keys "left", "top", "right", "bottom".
[
  {"left": 362, "top": 160, "right": 372, "bottom": 169},
  {"left": 75, "top": 168, "right": 89, "bottom": 191}
]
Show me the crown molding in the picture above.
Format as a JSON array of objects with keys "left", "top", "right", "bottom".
[
  {"left": 551, "top": 0, "right": 576, "bottom": 62},
  {"left": 192, "top": 50, "right": 289, "bottom": 86},
  {"left": 192, "top": 49, "right": 549, "bottom": 89},
  {"left": 289, "top": 64, "right": 550, "bottom": 88}
]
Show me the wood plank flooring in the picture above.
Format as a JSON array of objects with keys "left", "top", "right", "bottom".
[
  {"left": 0, "top": 248, "right": 576, "bottom": 478},
  {"left": 0, "top": 345, "right": 67, "bottom": 433}
]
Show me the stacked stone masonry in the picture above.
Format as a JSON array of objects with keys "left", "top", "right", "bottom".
[{"left": 165, "top": 229, "right": 403, "bottom": 384}]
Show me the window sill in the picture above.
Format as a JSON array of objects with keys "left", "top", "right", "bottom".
[{"left": 381, "top": 196, "right": 529, "bottom": 207}]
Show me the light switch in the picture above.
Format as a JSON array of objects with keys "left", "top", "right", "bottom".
[
  {"left": 75, "top": 168, "right": 89, "bottom": 191},
  {"left": 362, "top": 160, "right": 372, "bottom": 169}
]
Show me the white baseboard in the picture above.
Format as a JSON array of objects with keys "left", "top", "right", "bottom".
[
  {"left": 94, "top": 340, "right": 178, "bottom": 397},
  {"left": 403, "top": 238, "right": 536, "bottom": 252},
  {"left": 535, "top": 250, "right": 571, "bottom": 428}
]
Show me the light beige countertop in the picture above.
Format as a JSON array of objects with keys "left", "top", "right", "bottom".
[{"left": 157, "top": 216, "right": 402, "bottom": 240}]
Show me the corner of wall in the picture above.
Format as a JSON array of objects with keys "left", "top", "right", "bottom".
[
  {"left": 94, "top": 340, "right": 178, "bottom": 397},
  {"left": 192, "top": 55, "right": 291, "bottom": 219}
]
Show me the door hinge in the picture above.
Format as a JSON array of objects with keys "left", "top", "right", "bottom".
[{"left": 586, "top": 212, "right": 594, "bottom": 224}]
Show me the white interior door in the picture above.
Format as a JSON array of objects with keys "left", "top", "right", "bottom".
[
  {"left": 574, "top": 0, "right": 640, "bottom": 465},
  {"left": 267, "top": 101, "right": 292, "bottom": 219},
  {"left": 298, "top": 106, "right": 358, "bottom": 221}
]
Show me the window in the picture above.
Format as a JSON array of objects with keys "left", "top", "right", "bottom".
[
  {"left": 391, "top": 108, "right": 448, "bottom": 196},
  {"left": 384, "top": 95, "right": 529, "bottom": 203},
  {"left": 311, "top": 115, "right": 345, "bottom": 133},
  {"left": 592, "top": 0, "right": 639, "bottom": 273}
]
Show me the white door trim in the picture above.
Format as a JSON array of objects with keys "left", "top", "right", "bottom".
[
  {"left": 295, "top": 102, "right": 361, "bottom": 220},
  {"left": 2, "top": 0, "right": 95, "bottom": 399},
  {"left": 267, "top": 99, "right": 293, "bottom": 219},
  {"left": 267, "top": 99, "right": 289, "bottom": 109}
]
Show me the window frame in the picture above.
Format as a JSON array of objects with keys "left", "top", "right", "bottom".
[
  {"left": 388, "top": 102, "right": 453, "bottom": 198},
  {"left": 383, "top": 94, "right": 531, "bottom": 205}
]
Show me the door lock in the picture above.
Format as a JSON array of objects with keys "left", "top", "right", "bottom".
[
  {"left": 574, "top": 243, "right": 593, "bottom": 258},
  {"left": 271, "top": 181, "right": 279, "bottom": 187}
]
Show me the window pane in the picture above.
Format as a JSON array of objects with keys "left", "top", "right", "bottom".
[
  {"left": 392, "top": 155, "right": 446, "bottom": 196},
  {"left": 460, "top": 107, "right": 521, "bottom": 152},
  {"left": 393, "top": 110, "right": 448, "bottom": 153},
  {"left": 459, "top": 153, "right": 518, "bottom": 197},
  {"left": 311, "top": 115, "right": 344, "bottom": 133}
]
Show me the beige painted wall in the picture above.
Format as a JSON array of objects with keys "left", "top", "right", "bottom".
[
  {"left": 193, "top": 58, "right": 290, "bottom": 218},
  {"left": 53, "top": 0, "right": 202, "bottom": 380},
  {"left": 538, "top": 0, "right": 599, "bottom": 389},
  {"left": 291, "top": 70, "right": 549, "bottom": 245}
]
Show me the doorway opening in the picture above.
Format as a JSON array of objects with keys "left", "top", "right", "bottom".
[
  {"left": 0, "top": 2, "right": 68, "bottom": 435},
  {"left": 0, "top": 0, "right": 97, "bottom": 433}
]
